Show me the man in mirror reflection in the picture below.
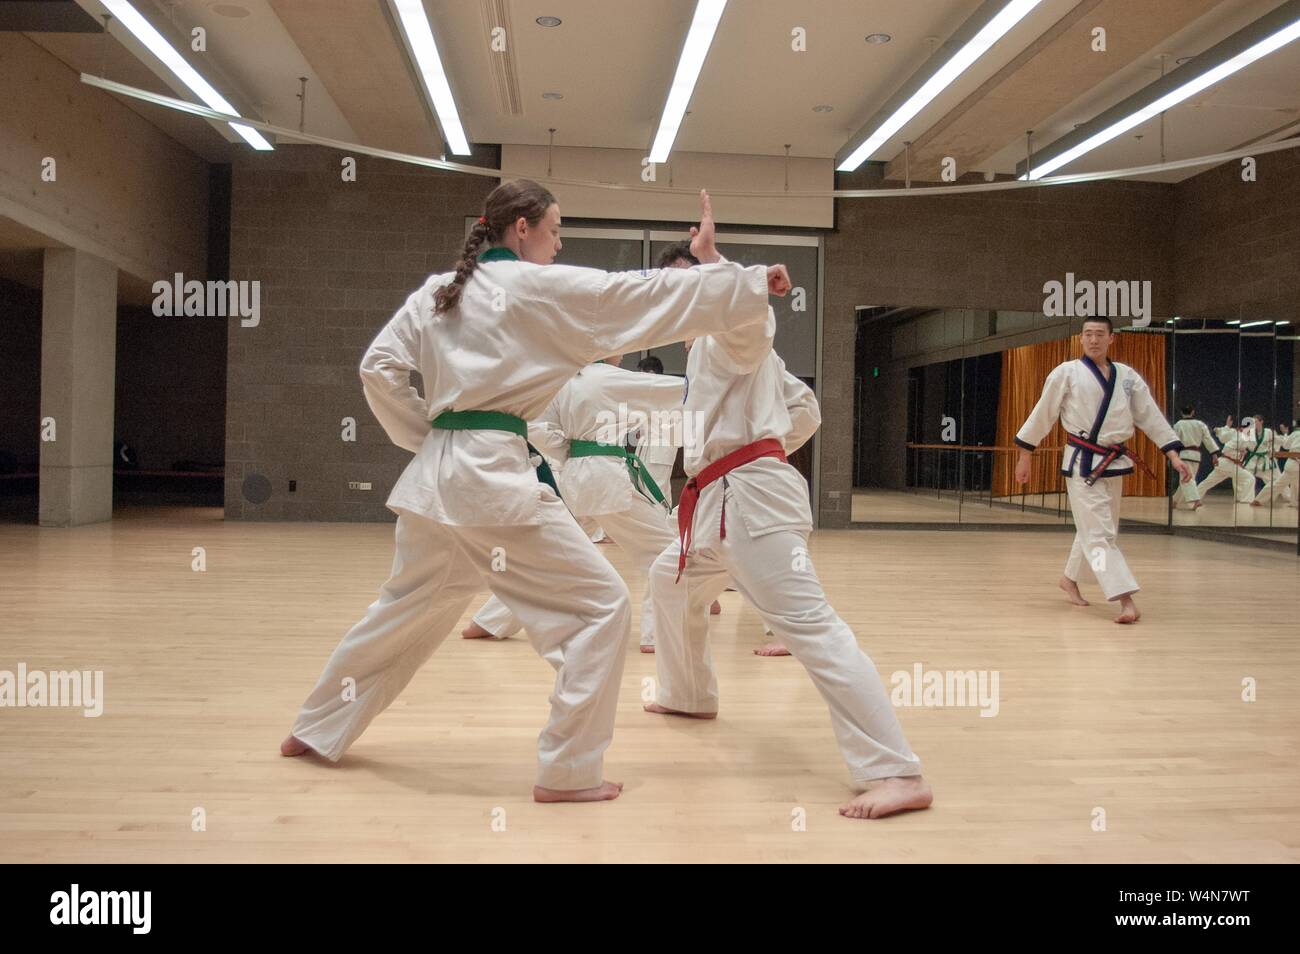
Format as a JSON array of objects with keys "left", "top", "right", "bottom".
[
  {"left": 1199, "top": 416, "right": 1259, "bottom": 504},
  {"left": 1254, "top": 420, "right": 1300, "bottom": 509},
  {"left": 1171, "top": 405, "right": 1221, "bottom": 511},
  {"left": 1243, "top": 414, "right": 1279, "bottom": 507}
]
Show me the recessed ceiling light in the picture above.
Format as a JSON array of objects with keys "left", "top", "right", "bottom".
[
  {"left": 813, "top": 104, "right": 833, "bottom": 112},
  {"left": 865, "top": 33, "right": 892, "bottom": 44},
  {"left": 536, "top": 16, "right": 562, "bottom": 27},
  {"left": 542, "top": 91, "right": 563, "bottom": 100},
  {"left": 209, "top": 3, "right": 250, "bottom": 17}
]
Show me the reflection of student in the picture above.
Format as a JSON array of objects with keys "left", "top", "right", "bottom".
[
  {"left": 1198, "top": 417, "right": 1257, "bottom": 503},
  {"left": 1013, "top": 318, "right": 1192, "bottom": 624},
  {"left": 1254, "top": 422, "right": 1300, "bottom": 508},
  {"left": 1244, "top": 414, "right": 1278, "bottom": 507},
  {"left": 1170, "top": 404, "right": 1220, "bottom": 510}
]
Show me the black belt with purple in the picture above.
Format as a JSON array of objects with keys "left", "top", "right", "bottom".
[{"left": 1066, "top": 433, "right": 1157, "bottom": 486}]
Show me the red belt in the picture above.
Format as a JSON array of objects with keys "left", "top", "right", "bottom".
[
  {"left": 1066, "top": 433, "right": 1156, "bottom": 485},
  {"left": 676, "top": 438, "right": 786, "bottom": 580}
]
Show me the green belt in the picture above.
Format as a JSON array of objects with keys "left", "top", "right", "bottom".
[
  {"left": 1242, "top": 444, "right": 1274, "bottom": 470},
  {"left": 431, "top": 410, "right": 560, "bottom": 498},
  {"left": 568, "top": 439, "right": 667, "bottom": 510}
]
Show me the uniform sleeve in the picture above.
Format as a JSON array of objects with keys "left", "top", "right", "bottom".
[
  {"left": 1127, "top": 370, "right": 1181, "bottom": 452},
  {"left": 1014, "top": 364, "right": 1069, "bottom": 451},
  {"left": 359, "top": 282, "right": 433, "bottom": 454},
  {"left": 781, "top": 370, "right": 821, "bottom": 454},
  {"left": 701, "top": 253, "right": 776, "bottom": 374},
  {"left": 598, "top": 367, "right": 686, "bottom": 416},
  {"left": 1200, "top": 423, "right": 1221, "bottom": 454},
  {"left": 588, "top": 261, "right": 770, "bottom": 359},
  {"left": 710, "top": 306, "right": 778, "bottom": 375}
]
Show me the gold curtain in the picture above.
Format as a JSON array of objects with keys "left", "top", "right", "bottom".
[{"left": 992, "top": 334, "right": 1168, "bottom": 497}]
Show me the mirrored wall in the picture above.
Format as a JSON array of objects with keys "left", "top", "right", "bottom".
[
  {"left": 1170, "top": 305, "right": 1299, "bottom": 546},
  {"left": 851, "top": 304, "right": 1299, "bottom": 553}
]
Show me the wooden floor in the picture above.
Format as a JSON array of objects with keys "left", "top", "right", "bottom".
[{"left": 2, "top": 506, "right": 1298, "bottom": 863}]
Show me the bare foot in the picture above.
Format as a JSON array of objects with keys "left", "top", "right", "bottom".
[
  {"left": 840, "top": 776, "right": 933, "bottom": 819},
  {"left": 461, "top": 622, "right": 498, "bottom": 639},
  {"left": 533, "top": 780, "right": 624, "bottom": 803},
  {"left": 1058, "top": 576, "right": 1089, "bottom": 606},
  {"left": 754, "top": 643, "right": 790, "bottom": 656},
  {"left": 280, "top": 734, "right": 311, "bottom": 757},
  {"left": 709, "top": 600, "right": 722, "bottom": 615},
  {"left": 1250, "top": 500, "right": 1262, "bottom": 507},
  {"left": 643, "top": 702, "right": 716, "bottom": 719},
  {"left": 1115, "top": 596, "right": 1141, "bottom": 624},
  {"left": 639, "top": 644, "right": 655, "bottom": 654},
  {"left": 1191, "top": 500, "right": 1203, "bottom": 510}
]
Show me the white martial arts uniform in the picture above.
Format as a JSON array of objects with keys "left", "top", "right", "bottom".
[
  {"left": 1254, "top": 429, "right": 1299, "bottom": 507},
  {"left": 470, "top": 361, "right": 686, "bottom": 648},
  {"left": 1241, "top": 426, "right": 1278, "bottom": 500},
  {"left": 647, "top": 309, "right": 922, "bottom": 784},
  {"left": 1197, "top": 427, "right": 1258, "bottom": 503},
  {"left": 1170, "top": 417, "right": 1220, "bottom": 508},
  {"left": 1015, "top": 356, "right": 1181, "bottom": 601},
  {"left": 289, "top": 251, "right": 771, "bottom": 791}
]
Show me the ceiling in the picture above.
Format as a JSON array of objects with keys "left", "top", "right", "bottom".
[{"left": 9, "top": 0, "right": 1300, "bottom": 185}]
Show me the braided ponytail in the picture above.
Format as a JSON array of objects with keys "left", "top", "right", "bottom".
[{"left": 434, "top": 178, "right": 557, "bottom": 314}]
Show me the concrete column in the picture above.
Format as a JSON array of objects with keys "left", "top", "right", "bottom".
[{"left": 39, "top": 248, "right": 117, "bottom": 526}]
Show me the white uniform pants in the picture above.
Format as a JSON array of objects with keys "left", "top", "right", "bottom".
[
  {"left": 1064, "top": 475, "right": 1138, "bottom": 600},
  {"left": 647, "top": 490, "right": 921, "bottom": 784},
  {"left": 1171, "top": 456, "right": 1203, "bottom": 506},
  {"left": 471, "top": 494, "right": 678, "bottom": 648},
  {"left": 290, "top": 500, "right": 630, "bottom": 791},
  {"left": 1196, "top": 459, "right": 1256, "bottom": 503},
  {"left": 1254, "top": 464, "right": 1294, "bottom": 506}
]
